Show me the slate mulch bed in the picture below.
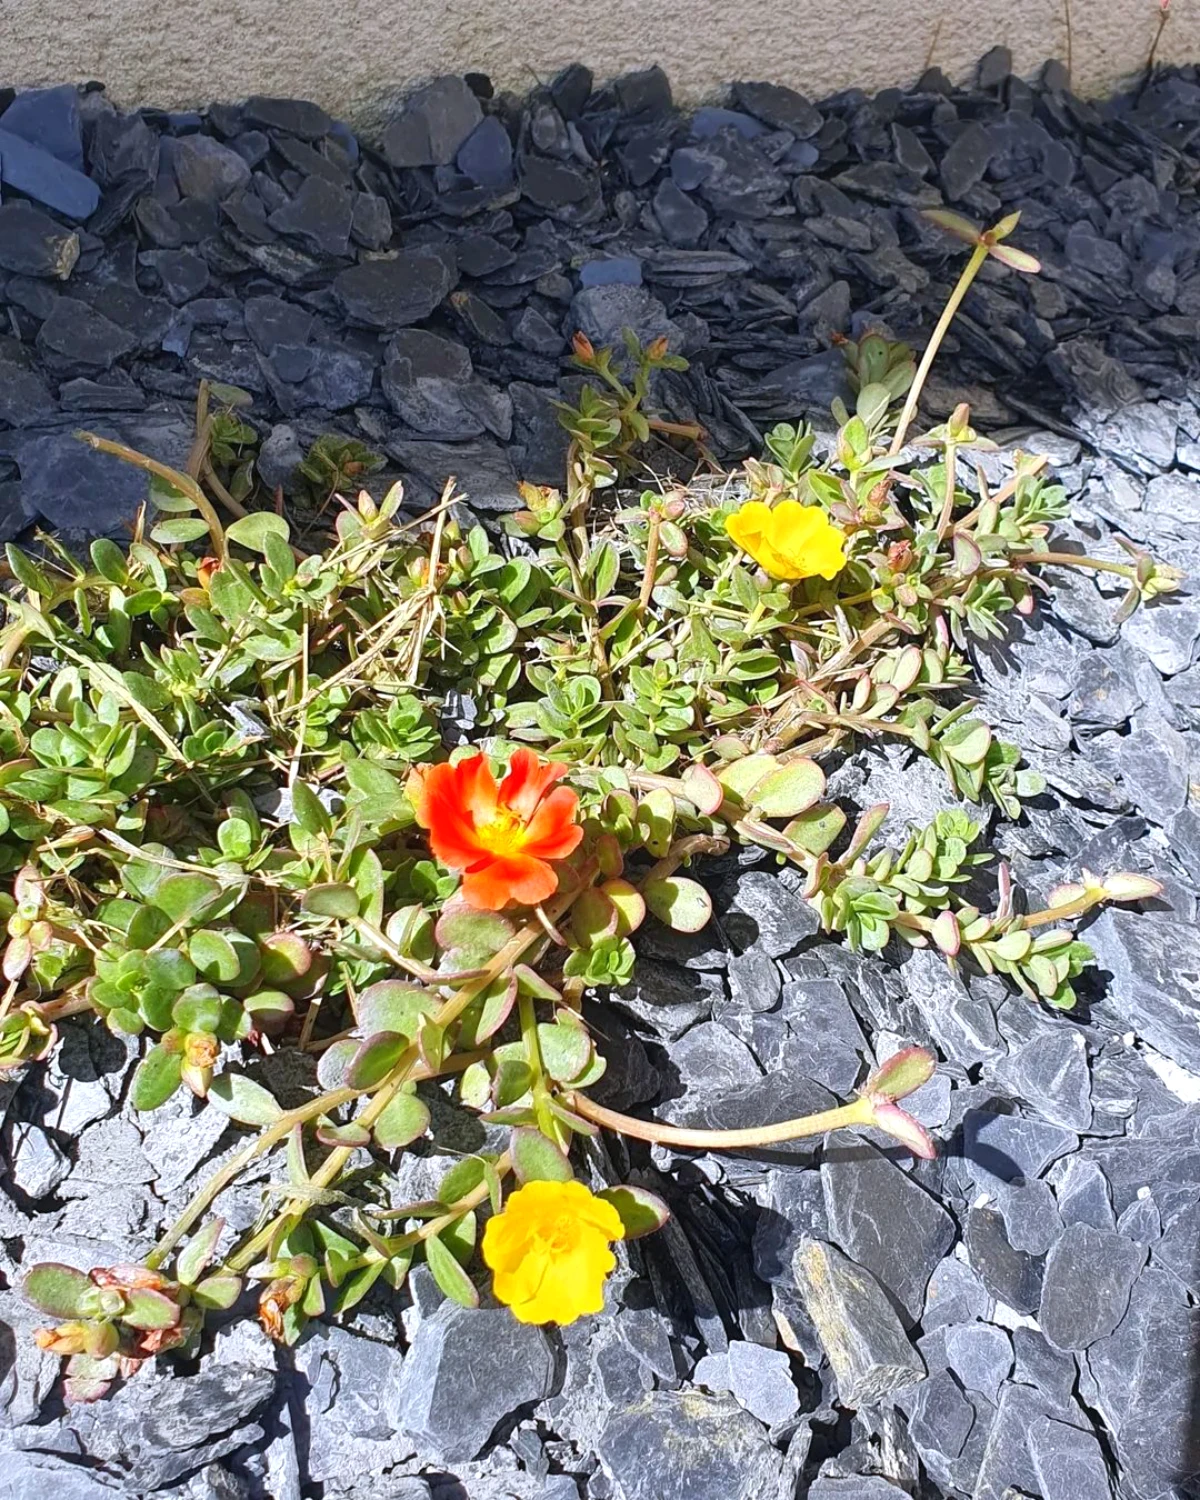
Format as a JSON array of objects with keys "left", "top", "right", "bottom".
[{"left": 1, "top": 49, "right": 1200, "bottom": 1500}]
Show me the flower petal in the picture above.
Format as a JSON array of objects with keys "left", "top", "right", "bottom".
[
  {"left": 499, "top": 748, "right": 568, "bottom": 821},
  {"left": 461, "top": 853, "right": 558, "bottom": 910},
  {"left": 453, "top": 754, "right": 500, "bottom": 826},
  {"left": 520, "top": 787, "right": 585, "bottom": 860}
]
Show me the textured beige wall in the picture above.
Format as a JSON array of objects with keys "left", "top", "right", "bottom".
[{"left": 3, "top": 0, "right": 1197, "bottom": 121}]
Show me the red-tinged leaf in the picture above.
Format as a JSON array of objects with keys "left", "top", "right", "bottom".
[
  {"left": 1101, "top": 873, "right": 1163, "bottom": 903},
  {"left": 354, "top": 980, "right": 436, "bottom": 1039},
  {"left": 601, "top": 878, "right": 646, "bottom": 936},
  {"left": 175, "top": 1218, "right": 225, "bottom": 1288},
  {"left": 509, "top": 1126, "right": 573, "bottom": 1184},
  {"left": 681, "top": 763, "right": 724, "bottom": 816},
  {"left": 642, "top": 875, "right": 711, "bottom": 933},
  {"left": 122, "top": 1287, "right": 181, "bottom": 1330},
  {"left": 456, "top": 974, "right": 518, "bottom": 1047},
  {"left": 868, "top": 1099, "right": 936, "bottom": 1160},
  {"left": 595, "top": 1185, "right": 670, "bottom": 1240},
  {"left": 930, "top": 909, "right": 961, "bottom": 957},
  {"left": 987, "top": 242, "right": 1041, "bottom": 274},
  {"left": 315, "top": 1122, "right": 372, "bottom": 1148},
  {"left": 346, "top": 1032, "right": 408, "bottom": 1091},
  {"left": 372, "top": 1090, "right": 430, "bottom": 1151},
  {"left": 863, "top": 1046, "right": 936, "bottom": 1102},
  {"left": 922, "top": 207, "right": 982, "bottom": 243},
  {"left": 22, "top": 1263, "right": 93, "bottom": 1319}
]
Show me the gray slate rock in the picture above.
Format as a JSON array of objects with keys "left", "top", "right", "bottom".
[
  {"left": 972, "top": 1381, "right": 1079, "bottom": 1500},
  {"left": 821, "top": 1140, "right": 955, "bottom": 1324},
  {"left": 807, "top": 1480, "right": 909, "bottom": 1499},
  {"left": 964, "top": 1204, "right": 1044, "bottom": 1315},
  {"left": 961, "top": 1108, "right": 1077, "bottom": 1195},
  {"left": 396, "top": 1302, "right": 555, "bottom": 1461},
  {"left": 1029, "top": 1415, "right": 1114, "bottom": 1500},
  {"left": 1086, "top": 1264, "right": 1200, "bottom": 1497},
  {"left": 695, "top": 1339, "right": 799, "bottom": 1426},
  {"left": 382, "top": 77, "right": 483, "bottom": 167},
  {"left": 597, "top": 1390, "right": 785, "bottom": 1500},
  {"left": 0, "top": 1452, "right": 127, "bottom": 1497},
  {"left": 333, "top": 249, "right": 457, "bottom": 329},
  {"left": 942, "top": 1322, "right": 1012, "bottom": 1403},
  {"left": 792, "top": 1239, "right": 925, "bottom": 1407},
  {"left": 1084, "top": 907, "right": 1200, "bottom": 1073},
  {"left": 5, "top": 1121, "right": 70, "bottom": 1199},
  {"left": 1039, "top": 1223, "right": 1145, "bottom": 1351},
  {"left": 922, "top": 1256, "right": 992, "bottom": 1332},
  {"left": 989, "top": 1029, "right": 1092, "bottom": 1131}
]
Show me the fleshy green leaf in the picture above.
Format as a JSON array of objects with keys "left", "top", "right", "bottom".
[
  {"left": 373, "top": 1091, "right": 431, "bottom": 1151},
  {"left": 130, "top": 1044, "right": 183, "bottom": 1111},
  {"left": 207, "top": 1072, "right": 283, "bottom": 1126},
  {"left": 302, "top": 883, "right": 360, "bottom": 919},
  {"left": 642, "top": 875, "right": 712, "bottom": 933},
  {"left": 22, "top": 1263, "right": 93, "bottom": 1318},
  {"left": 424, "top": 1233, "right": 479, "bottom": 1308},
  {"left": 595, "top": 1185, "right": 670, "bottom": 1240},
  {"left": 751, "top": 758, "right": 826, "bottom": 818},
  {"left": 225, "top": 512, "right": 291, "bottom": 554},
  {"left": 509, "top": 1126, "right": 573, "bottom": 1184}
]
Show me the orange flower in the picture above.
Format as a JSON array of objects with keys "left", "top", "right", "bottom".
[{"left": 407, "top": 749, "right": 583, "bottom": 911}]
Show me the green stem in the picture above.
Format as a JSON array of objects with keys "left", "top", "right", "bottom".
[
  {"left": 1011, "top": 550, "right": 1135, "bottom": 582},
  {"left": 570, "top": 1090, "right": 875, "bottom": 1149},
  {"left": 888, "top": 243, "right": 989, "bottom": 457}
]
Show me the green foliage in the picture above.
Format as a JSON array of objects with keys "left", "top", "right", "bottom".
[{"left": 9, "top": 228, "right": 1173, "bottom": 1401}]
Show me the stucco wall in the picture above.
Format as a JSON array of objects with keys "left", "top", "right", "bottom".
[{"left": 3, "top": 0, "right": 1196, "bottom": 121}]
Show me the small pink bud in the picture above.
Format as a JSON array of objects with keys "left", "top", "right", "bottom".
[
  {"left": 863, "top": 1046, "right": 936, "bottom": 1101},
  {"left": 868, "top": 1099, "right": 937, "bottom": 1160}
]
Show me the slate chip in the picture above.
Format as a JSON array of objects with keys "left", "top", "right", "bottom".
[
  {"left": 821, "top": 1140, "right": 955, "bottom": 1324},
  {"left": 598, "top": 1390, "right": 784, "bottom": 1500},
  {"left": 333, "top": 249, "right": 457, "bottom": 329},
  {"left": 0, "top": 201, "right": 80, "bottom": 278},
  {"left": 792, "top": 1239, "right": 925, "bottom": 1406},
  {"left": 395, "top": 1302, "right": 554, "bottom": 1461},
  {"left": 1039, "top": 1222, "right": 1145, "bottom": 1351}
]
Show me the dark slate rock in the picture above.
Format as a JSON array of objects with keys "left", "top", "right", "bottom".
[
  {"left": 350, "top": 190, "right": 393, "bottom": 251},
  {"left": 651, "top": 178, "right": 709, "bottom": 246},
  {"left": 0, "top": 126, "right": 100, "bottom": 220},
  {"left": 988, "top": 1028, "right": 1092, "bottom": 1131},
  {"left": 778, "top": 979, "right": 867, "bottom": 1092},
  {"left": 899, "top": 948, "right": 1003, "bottom": 1066},
  {"left": 36, "top": 298, "right": 137, "bottom": 369},
  {"left": 388, "top": 435, "right": 520, "bottom": 512},
  {"left": 1012, "top": 1327, "right": 1077, "bottom": 1410},
  {"left": 972, "top": 1382, "right": 1076, "bottom": 1500},
  {"left": 396, "top": 1302, "right": 554, "bottom": 1461},
  {"left": 1086, "top": 1265, "right": 1200, "bottom": 1497},
  {"left": 382, "top": 77, "right": 483, "bottom": 168},
  {"left": 792, "top": 1239, "right": 925, "bottom": 1406},
  {"left": 1048, "top": 1156, "right": 1115, "bottom": 1231},
  {"left": 1083, "top": 907, "right": 1200, "bottom": 1073},
  {"left": 0, "top": 200, "right": 79, "bottom": 277},
  {"left": 457, "top": 116, "right": 514, "bottom": 189},
  {"left": 941, "top": 1322, "right": 1012, "bottom": 1403},
  {"left": 264, "top": 342, "right": 376, "bottom": 413},
  {"left": 821, "top": 1140, "right": 954, "bottom": 1324},
  {"left": 964, "top": 1204, "right": 1044, "bottom": 1314},
  {"left": 1028, "top": 1415, "right": 1115, "bottom": 1500},
  {"left": 597, "top": 1390, "right": 784, "bottom": 1500},
  {"left": 142, "top": 247, "right": 209, "bottom": 304},
  {"left": 4, "top": 414, "right": 193, "bottom": 532},
  {"left": 1, "top": 84, "right": 83, "bottom": 168},
  {"left": 333, "top": 248, "right": 457, "bottom": 329},
  {"left": 732, "top": 81, "right": 821, "bottom": 137},
  {"left": 1040, "top": 1222, "right": 1145, "bottom": 1351},
  {"left": 0, "top": 358, "right": 55, "bottom": 426},
  {"left": 922, "top": 1256, "right": 992, "bottom": 1331},
  {"left": 939, "top": 123, "right": 992, "bottom": 200},
  {"left": 58, "top": 375, "right": 145, "bottom": 412},
  {"left": 267, "top": 176, "right": 354, "bottom": 257},
  {"left": 906, "top": 1367, "right": 975, "bottom": 1463},
  {"left": 995, "top": 1177, "right": 1063, "bottom": 1255},
  {"left": 243, "top": 293, "right": 314, "bottom": 353},
  {"left": 960, "top": 1109, "right": 1077, "bottom": 1195},
  {"left": 169, "top": 134, "right": 252, "bottom": 201},
  {"left": 242, "top": 95, "right": 332, "bottom": 139},
  {"left": 721, "top": 870, "right": 817, "bottom": 957}
]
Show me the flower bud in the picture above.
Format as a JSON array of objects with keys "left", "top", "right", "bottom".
[{"left": 572, "top": 331, "right": 596, "bottom": 363}]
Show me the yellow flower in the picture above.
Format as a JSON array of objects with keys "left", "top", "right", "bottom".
[
  {"left": 725, "top": 499, "right": 847, "bottom": 581},
  {"left": 481, "top": 1178, "right": 625, "bottom": 1325}
]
